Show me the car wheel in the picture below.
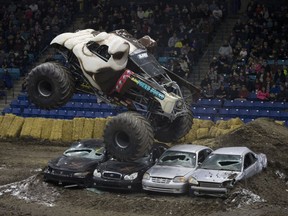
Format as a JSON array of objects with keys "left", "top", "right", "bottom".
[
  {"left": 104, "top": 111, "right": 154, "bottom": 161},
  {"left": 154, "top": 109, "right": 193, "bottom": 142},
  {"left": 26, "top": 62, "right": 75, "bottom": 109}
]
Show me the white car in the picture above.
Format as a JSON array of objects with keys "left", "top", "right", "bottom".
[
  {"left": 142, "top": 144, "right": 213, "bottom": 194},
  {"left": 188, "top": 147, "right": 267, "bottom": 197}
]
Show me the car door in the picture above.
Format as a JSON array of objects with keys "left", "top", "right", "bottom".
[{"left": 243, "top": 152, "right": 258, "bottom": 179}]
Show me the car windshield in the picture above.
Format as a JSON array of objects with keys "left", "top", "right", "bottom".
[
  {"left": 200, "top": 154, "right": 241, "bottom": 172},
  {"left": 157, "top": 151, "right": 196, "bottom": 168},
  {"left": 64, "top": 147, "right": 105, "bottom": 159}
]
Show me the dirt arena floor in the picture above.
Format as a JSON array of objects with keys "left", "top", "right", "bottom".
[{"left": 0, "top": 118, "right": 287, "bottom": 216}]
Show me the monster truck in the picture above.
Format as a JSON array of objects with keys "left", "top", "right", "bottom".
[{"left": 26, "top": 29, "right": 200, "bottom": 161}]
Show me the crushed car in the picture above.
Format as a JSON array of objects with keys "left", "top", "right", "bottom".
[
  {"left": 25, "top": 29, "right": 200, "bottom": 161},
  {"left": 43, "top": 139, "right": 108, "bottom": 187},
  {"left": 188, "top": 147, "right": 267, "bottom": 197},
  {"left": 142, "top": 144, "right": 213, "bottom": 194},
  {"left": 91, "top": 143, "right": 168, "bottom": 191}
]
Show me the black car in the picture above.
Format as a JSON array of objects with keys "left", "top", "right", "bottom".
[
  {"left": 43, "top": 139, "right": 108, "bottom": 187},
  {"left": 91, "top": 143, "right": 168, "bottom": 191}
]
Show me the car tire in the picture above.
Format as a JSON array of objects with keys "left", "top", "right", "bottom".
[
  {"left": 154, "top": 109, "right": 193, "bottom": 143},
  {"left": 26, "top": 62, "right": 75, "bottom": 109},
  {"left": 104, "top": 111, "right": 154, "bottom": 161}
]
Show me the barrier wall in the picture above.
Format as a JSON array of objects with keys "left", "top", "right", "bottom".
[{"left": 0, "top": 114, "right": 248, "bottom": 143}]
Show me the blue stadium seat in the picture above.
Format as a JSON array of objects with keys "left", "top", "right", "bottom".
[
  {"left": 192, "top": 107, "right": 217, "bottom": 116},
  {"left": 11, "top": 108, "right": 22, "bottom": 116},
  {"left": 58, "top": 110, "right": 69, "bottom": 119},
  {"left": 218, "top": 108, "right": 230, "bottom": 117},
  {"left": 269, "top": 110, "right": 281, "bottom": 119},
  {"left": 75, "top": 110, "right": 86, "bottom": 118},
  {"left": 67, "top": 110, "right": 77, "bottom": 119},
  {"left": 238, "top": 109, "right": 250, "bottom": 118},
  {"left": 18, "top": 93, "right": 28, "bottom": 101},
  {"left": 49, "top": 109, "right": 59, "bottom": 118},
  {"left": 196, "top": 98, "right": 217, "bottom": 107},
  {"left": 10, "top": 99, "right": 21, "bottom": 108},
  {"left": 22, "top": 108, "right": 33, "bottom": 117},
  {"left": 31, "top": 108, "right": 41, "bottom": 117},
  {"left": 84, "top": 111, "right": 94, "bottom": 118},
  {"left": 40, "top": 110, "right": 50, "bottom": 118},
  {"left": 2, "top": 107, "right": 12, "bottom": 115},
  {"left": 83, "top": 102, "right": 95, "bottom": 111},
  {"left": 81, "top": 94, "right": 97, "bottom": 103},
  {"left": 214, "top": 116, "right": 230, "bottom": 122}
]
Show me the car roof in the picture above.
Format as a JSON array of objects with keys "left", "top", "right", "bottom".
[
  {"left": 213, "top": 147, "right": 251, "bottom": 156},
  {"left": 166, "top": 144, "right": 210, "bottom": 153}
]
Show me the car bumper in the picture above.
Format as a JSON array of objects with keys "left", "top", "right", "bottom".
[
  {"left": 142, "top": 180, "right": 187, "bottom": 194},
  {"left": 190, "top": 185, "right": 228, "bottom": 197},
  {"left": 43, "top": 173, "right": 90, "bottom": 187},
  {"left": 92, "top": 177, "right": 142, "bottom": 191}
]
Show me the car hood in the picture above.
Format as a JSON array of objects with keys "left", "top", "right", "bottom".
[
  {"left": 192, "top": 169, "right": 241, "bottom": 183},
  {"left": 48, "top": 156, "right": 100, "bottom": 171},
  {"left": 148, "top": 165, "right": 195, "bottom": 178},
  {"left": 99, "top": 160, "right": 150, "bottom": 174}
]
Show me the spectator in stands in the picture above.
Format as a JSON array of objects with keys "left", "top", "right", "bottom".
[
  {"left": 202, "top": 83, "right": 214, "bottom": 99},
  {"left": 209, "top": 56, "right": 219, "bottom": 71},
  {"left": 200, "top": 74, "right": 212, "bottom": 90},
  {"left": 218, "top": 40, "right": 233, "bottom": 62},
  {"left": 269, "top": 83, "right": 281, "bottom": 101},
  {"left": 276, "top": 84, "right": 288, "bottom": 102},
  {"left": 214, "top": 84, "right": 227, "bottom": 99},
  {"left": 238, "top": 85, "right": 249, "bottom": 100},
  {"left": 168, "top": 32, "right": 179, "bottom": 48},
  {"left": 2, "top": 70, "right": 13, "bottom": 89},
  {"left": 179, "top": 57, "right": 190, "bottom": 78},
  {"left": 274, "top": 68, "right": 286, "bottom": 85},
  {"left": 257, "top": 86, "right": 270, "bottom": 101},
  {"left": 227, "top": 84, "right": 239, "bottom": 100}
]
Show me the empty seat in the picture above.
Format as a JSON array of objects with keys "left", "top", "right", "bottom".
[
  {"left": 11, "top": 108, "right": 21, "bottom": 115},
  {"left": 40, "top": 110, "right": 50, "bottom": 118},
  {"left": 192, "top": 107, "right": 217, "bottom": 116}
]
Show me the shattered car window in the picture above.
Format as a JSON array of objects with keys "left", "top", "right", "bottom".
[
  {"left": 157, "top": 151, "right": 196, "bottom": 168},
  {"left": 64, "top": 147, "right": 105, "bottom": 159},
  {"left": 200, "top": 154, "right": 242, "bottom": 172}
]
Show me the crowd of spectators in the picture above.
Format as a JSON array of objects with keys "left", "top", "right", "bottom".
[
  {"left": 0, "top": 0, "right": 78, "bottom": 96},
  {"left": 84, "top": 0, "right": 229, "bottom": 79},
  {"left": 200, "top": 0, "right": 288, "bottom": 102}
]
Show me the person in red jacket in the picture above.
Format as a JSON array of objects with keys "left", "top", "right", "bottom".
[{"left": 257, "top": 86, "right": 270, "bottom": 100}]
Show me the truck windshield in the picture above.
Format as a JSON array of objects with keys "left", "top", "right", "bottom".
[{"left": 130, "top": 50, "right": 165, "bottom": 77}]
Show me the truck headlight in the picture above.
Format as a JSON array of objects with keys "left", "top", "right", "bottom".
[
  {"left": 93, "top": 169, "right": 101, "bottom": 178},
  {"left": 222, "top": 180, "right": 234, "bottom": 188},
  {"left": 173, "top": 176, "right": 186, "bottom": 183},
  {"left": 188, "top": 177, "right": 198, "bottom": 185},
  {"left": 176, "top": 100, "right": 184, "bottom": 109},
  {"left": 124, "top": 172, "right": 138, "bottom": 180},
  {"left": 74, "top": 172, "right": 90, "bottom": 178},
  {"left": 142, "top": 172, "right": 150, "bottom": 180}
]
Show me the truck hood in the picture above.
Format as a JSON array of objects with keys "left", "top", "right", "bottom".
[
  {"left": 148, "top": 165, "right": 195, "bottom": 178},
  {"left": 192, "top": 169, "right": 241, "bottom": 183}
]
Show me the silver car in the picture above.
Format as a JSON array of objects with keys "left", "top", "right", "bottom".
[
  {"left": 142, "top": 144, "right": 213, "bottom": 194},
  {"left": 189, "top": 147, "right": 267, "bottom": 197}
]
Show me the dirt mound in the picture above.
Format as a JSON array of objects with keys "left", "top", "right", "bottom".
[
  {"left": 209, "top": 118, "right": 288, "bottom": 208},
  {"left": 217, "top": 118, "right": 288, "bottom": 171}
]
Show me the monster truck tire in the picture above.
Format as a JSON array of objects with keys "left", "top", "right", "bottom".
[
  {"left": 104, "top": 111, "right": 154, "bottom": 161},
  {"left": 26, "top": 62, "right": 75, "bottom": 109},
  {"left": 154, "top": 109, "right": 193, "bottom": 143}
]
